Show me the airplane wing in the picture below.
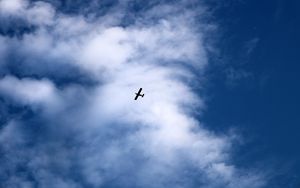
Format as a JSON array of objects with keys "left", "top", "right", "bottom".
[
  {"left": 138, "top": 88, "right": 142, "bottom": 94},
  {"left": 134, "top": 88, "right": 143, "bottom": 100},
  {"left": 134, "top": 94, "right": 139, "bottom": 100}
]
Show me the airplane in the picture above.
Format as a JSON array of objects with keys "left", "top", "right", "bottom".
[{"left": 134, "top": 88, "right": 144, "bottom": 100}]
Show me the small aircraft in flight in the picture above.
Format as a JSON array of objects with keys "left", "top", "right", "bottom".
[{"left": 134, "top": 88, "right": 144, "bottom": 100}]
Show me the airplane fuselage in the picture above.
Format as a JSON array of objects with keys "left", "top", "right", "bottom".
[{"left": 134, "top": 88, "right": 144, "bottom": 100}]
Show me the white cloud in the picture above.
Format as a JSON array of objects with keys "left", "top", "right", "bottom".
[
  {"left": 26, "top": 1, "right": 55, "bottom": 25},
  {"left": 0, "top": 0, "right": 54, "bottom": 25},
  {"left": 0, "top": 0, "right": 265, "bottom": 187},
  {"left": 0, "top": 76, "right": 61, "bottom": 111},
  {"left": 0, "top": 0, "right": 27, "bottom": 15}
]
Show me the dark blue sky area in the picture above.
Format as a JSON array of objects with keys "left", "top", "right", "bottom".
[{"left": 203, "top": 0, "right": 300, "bottom": 187}]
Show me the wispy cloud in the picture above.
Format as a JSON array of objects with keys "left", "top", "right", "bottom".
[
  {"left": 0, "top": 0, "right": 265, "bottom": 187},
  {"left": 245, "top": 37, "right": 260, "bottom": 56}
]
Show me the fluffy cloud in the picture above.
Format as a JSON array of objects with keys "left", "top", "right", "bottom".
[
  {"left": 0, "top": 0, "right": 265, "bottom": 187},
  {"left": 0, "top": 76, "right": 57, "bottom": 104},
  {"left": 0, "top": 0, "right": 27, "bottom": 14}
]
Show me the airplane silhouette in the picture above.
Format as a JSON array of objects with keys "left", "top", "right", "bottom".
[{"left": 134, "top": 88, "right": 144, "bottom": 100}]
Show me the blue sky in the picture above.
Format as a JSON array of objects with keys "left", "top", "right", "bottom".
[
  {"left": 0, "top": 0, "right": 299, "bottom": 187},
  {"left": 202, "top": 0, "right": 300, "bottom": 187}
]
